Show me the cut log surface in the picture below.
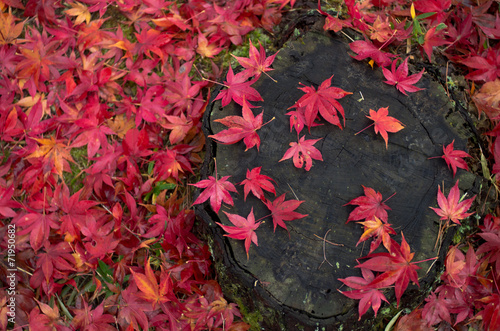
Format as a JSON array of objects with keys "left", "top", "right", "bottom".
[{"left": 198, "top": 31, "right": 474, "bottom": 328}]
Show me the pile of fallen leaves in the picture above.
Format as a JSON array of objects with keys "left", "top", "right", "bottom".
[{"left": 0, "top": 0, "right": 287, "bottom": 329}]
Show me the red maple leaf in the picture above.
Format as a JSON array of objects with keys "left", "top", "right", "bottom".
[
  {"left": 29, "top": 241, "right": 75, "bottom": 291},
  {"left": 460, "top": 48, "right": 500, "bottom": 82},
  {"left": 217, "top": 208, "right": 262, "bottom": 258},
  {"left": 421, "top": 26, "right": 449, "bottom": 62},
  {"left": 476, "top": 294, "right": 500, "bottom": 331},
  {"left": 279, "top": 135, "right": 323, "bottom": 171},
  {"left": 422, "top": 290, "right": 452, "bottom": 326},
  {"left": 289, "top": 75, "right": 351, "bottom": 130},
  {"left": 357, "top": 233, "right": 434, "bottom": 306},
  {"left": 71, "top": 301, "right": 115, "bottom": 330},
  {"left": 214, "top": 66, "right": 263, "bottom": 107},
  {"left": 190, "top": 164, "right": 237, "bottom": 214},
  {"left": 208, "top": 99, "right": 267, "bottom": 151},
  {"left": 117, "top": 283, "right": 150, "bottom": 331},
  {"left": 239, "top": 167, "right": 276, "bottom": 200},
  {"left": 0, "top": 184, "right": 21, "bottom": 217},
  {"left": 286, "top": 108, "right": 322, "bottom": 134},
  {"left": 232, "top": 40, "right": 279, "bottom": 80},
  {"left": 263, "top": 193, "right": 308, "bottom": 232},
  {"left": 428, "top": 140, "right": 470, "bottom": 177},
  {"left": 430, "top": 180, "right": 475, "bottom": 225},
  {"left": 355, "top": 107, "right": 404, "bottom": 148},
  {"left": 382, "top": 58, "right": 425, "bottom": 96},
  {"left": 13, "top": 211, "right": 59, "bottom": 252},
  {"left": 338, "top": 268, "right": 389, "bottom": 320},
  {"left": 344, "top": 186, "right": 393, "bottom": 223},
  {"left": 349, "top": 39, "right": 394, "bottom": 67}
]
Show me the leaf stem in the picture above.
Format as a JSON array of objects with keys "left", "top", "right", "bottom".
[{"left": 354, "top": 123, "right": 374, "bottom": 135}]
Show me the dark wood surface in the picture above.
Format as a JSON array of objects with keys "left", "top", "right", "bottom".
[{"left": 197, "top": 31, "right": 475, "bottom": 329}]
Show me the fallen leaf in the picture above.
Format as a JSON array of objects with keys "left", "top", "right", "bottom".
[
  {"left": 430, "top": 180, "right": 475, "bottom": 225},
  {"left": 289, "top": 75, "right": 351, "bottom": 130},
  {"left": 428, "top": 140, "right": 470, "bottom": 177},
  {"left": 190, "top": 165, "right": 237, "bottom": 214},
  {"left": 338, "top": 268, "right": 389, "bottom": 320},
  {"left": 214, "top": 66, "right": 263, "bottom": 107},
  {"left": 239, "top": 167, "right": 276, "bottom": 200},
  {"left": 356, "top": 107, "right": 404, "bottom": 148},
  {"left": 345, "top": 186, "right": 392, "bottom": 223},
  {"left": 382, "top": 58, "right": 425, "bottom": 96},
  {"left": 217, "top": 208, "right": 261, "bottom": 258},
  {"left": 279, "top": 135, "right": 323, "bottom": 171},
  {"left": 209, "top": 98, "right": 266, "bottom": 151},
  {"left": 264, "top": 193, "right": 308, "bottom": 232}
]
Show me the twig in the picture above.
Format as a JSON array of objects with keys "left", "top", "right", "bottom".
[
  {"left": 287, "top": 183, "right": 299, "bottom": 200},
  {"left": 317, "top": 230, "right": 343, "bottom": 270}
]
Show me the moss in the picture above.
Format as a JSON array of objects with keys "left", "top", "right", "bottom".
[{"left": 64, "top": 146, "right": 88, "bottom": 193}]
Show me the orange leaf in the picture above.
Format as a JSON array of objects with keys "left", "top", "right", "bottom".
[
  {"left": 26, "top": 136, "right": 75, "bottom": 177},
  {"left": 65, "top": 1, "right": 91, "bottom": 25},
  {"left": 356, "top": 107, "right": 404, "bottom": 148},
  {"left": 0, "top": 8, "right": 25, "bottom": 45},
  {"left": 130, "top": 258, "right": 173, "bottom": 309}
]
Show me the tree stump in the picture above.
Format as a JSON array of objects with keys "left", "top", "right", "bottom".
[{"left": 195, "top": 31, "right": 476, "bottom": 330}]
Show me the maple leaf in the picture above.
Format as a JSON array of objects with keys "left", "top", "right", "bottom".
[
  {"left": 382, "top": 58, "right": 425, "bottom": 96},
  {"left": 339, "top": 268, "right": 389, "bottom": 320},
  {"left": 65, "top": 1, "right": 91, "bottom": 25},
  {"left": 355, "top": 107, "right": 404, "bottom": 148},
  {"left": 476, "top": 224, "right": 500, "bottom": 276},
  {"left": 349, "top": 39, "right": 394, "bottom": 67},
  {"left": 279, "top": 135, "right": 323, "bottom": 171},
  {"left": 209, "top": 99, "right": 267, "bottom": 151},
  {"left": 460, "top": 48, "right": 500, "bottom": 82},
  {"left": 196, "top": 32, "right": 222, "bottom": 58},
  {"left": 357, "top": 233, "right": 433, "bottom": 306},
  {"left": 117, "top": 283, "right": 150, "bottom": 331},
  {"left": 421, "top": 26, "right": 449, "bottom": 62},
  {"left": 318, "top": 2, "right": 352, "bottom": 32},
  {"left": 217, "top": 208, "right": 261, "bottom": 258},
  {"left": 161, "top": 113, "right": 193, "bottom": 145},
  {"left": 239, "top": 167, "right": 276, "bottom": 200},
  {"left": 13, "top": 211, "right": 60, "bottom": 252},
  {"left": 370, "top": 16, "right": 394, "bottom": 43},
  {"left": 0, "top": 184, "right": 21, "bottom": 217},
  {"left": 232, "top": 40, "right": 278, "bottom": 80},
  {"left": 0, "top": 8, "right": 25, "bottom": 45},
  {"left": 130, "top": 258, "right": 174, "bottom": 309},
  {"left": 475, "top": 294, "right": 500, "bottom": 331},
  {"left": 71, "top": 301, "right": 115, "bottom": 330},
  {"left": 289, "top": 75, "right": 352, "bottom": 130},
  {"left": 30, "top": 241, "right": 75, "bottom": 288},
  {"left": 190, "top": 164, "right": 237, "bottom": 214},
  {"left": 25, "top": 136, "right": 75, "bottom": 178},
  {"left": 214, "top": 66, "right": 263, "bottom": 107},
  {"left": 472, "top": 78, "right": 500, "bottom": 120},
  {"left": 345, "top": 186, "right": 392, "bottom": 223},
  {"left": 422, "top": 290, "right": 452, "bottom": 326},
  {"left": 430, "top": 180, "right": 475, "bottom": 225},
  {"left": 357, "top": 216, "right": 396, "bottom": 254},
  {"left": 263, "top": 193, "right": 308, "bottom": 232},
  {"left": 428, "top": 140, "right": 470, "bottom": 177}
]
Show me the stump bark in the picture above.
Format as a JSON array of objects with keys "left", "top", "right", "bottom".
[{"left": 195, "top": 31, "right": 476, "bottom": 330}]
